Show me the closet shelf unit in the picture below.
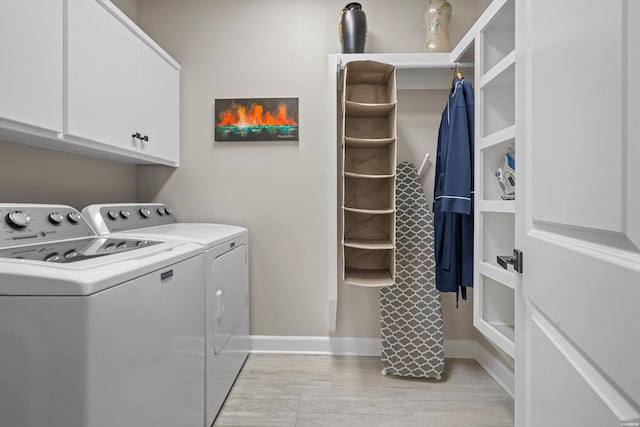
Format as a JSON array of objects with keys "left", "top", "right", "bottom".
[
  {"left": 341, "top": 60, "right": 397, "bottom": 288},
  {"left": 328, "top": 52, "right": 474, "bottom": 331},
  {"left": 473, "top": 0, "right": 517, "bottom": 359},
  {"left": 327, "top": 0, "right": 517, "bottom": 338}
]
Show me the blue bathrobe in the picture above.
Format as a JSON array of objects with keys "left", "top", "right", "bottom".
[{"left": 433, "top": 77, "right": 474, "bottom": 303}]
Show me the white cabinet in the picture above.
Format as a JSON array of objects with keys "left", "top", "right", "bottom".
[
  {"left": 0, "top": 0, "right": 63, "bottom": 135},
  {"left": 137, "top": 41, "right": 180, "bottom": 162},
  {"left": 0, "top": 0, "right": 179, "bottom": 166},
  {"left": 66, "top": 0, "right": 137, "bottom": 152},
  {"left": 66, "top": 0, "right": 180, "bottom": 165}
]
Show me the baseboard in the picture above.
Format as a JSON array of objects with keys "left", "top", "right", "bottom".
[
  {"left": 250, "top": 336, "right": 477, "bottom": 358},
  {"left": 249, "top": 335, "right": 514, "bottom": 397},
  {"left": 249, "top": 335, "right": 381, "bottom": 356}
]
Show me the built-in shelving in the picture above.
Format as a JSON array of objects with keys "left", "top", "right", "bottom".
[
  {"left": 327, "top": 51, "right": 470, "bottom": 330},
  {"left": 474, "top": 0, "right": 517, "bottom": 358},
  {"left": 326, "top": 0, "right": 516, "bottom": 333}
]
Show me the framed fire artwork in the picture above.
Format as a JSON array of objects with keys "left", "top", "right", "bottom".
[{"left": 214, "top": 97, "right": 299, "bottom": 142}]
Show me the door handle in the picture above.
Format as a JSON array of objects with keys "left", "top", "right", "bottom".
[
  {"left": 216, "top": 289, "right": 223, "bottom": 321},
  {"left": 497, "top": 249, "right": 523, "bottom": 273}
]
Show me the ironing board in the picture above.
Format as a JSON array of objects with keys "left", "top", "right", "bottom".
[{"left": 380, "top": 161, "right": 445, "bottom": 379}]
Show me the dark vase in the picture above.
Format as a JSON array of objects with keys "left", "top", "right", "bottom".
[{"left": 339, "top": 3, "right": 367, "bottom": 53}]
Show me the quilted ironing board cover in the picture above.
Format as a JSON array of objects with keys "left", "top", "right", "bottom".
[{"left": 380, "top": 161, "right": 445, "bottom": 379}]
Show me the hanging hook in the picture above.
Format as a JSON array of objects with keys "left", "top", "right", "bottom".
[{"left": 450, "top": 62, "right": 459, "bottom": 92}]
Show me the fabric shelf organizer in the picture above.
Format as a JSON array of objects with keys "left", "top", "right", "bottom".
[
  {"left": 341, "top": 60, "right": 397, "bottom": 287},
  {"left": 380, "top": 162, "right": 445, "bottom": 379}
]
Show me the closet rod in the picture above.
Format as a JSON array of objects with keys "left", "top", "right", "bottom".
[{"left": 337, "top": 58, "right": 473, "bottom": 70}]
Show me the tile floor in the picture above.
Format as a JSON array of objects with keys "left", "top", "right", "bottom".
[{"left": 213, "top": 354, "right": 514, "bottom": 427}]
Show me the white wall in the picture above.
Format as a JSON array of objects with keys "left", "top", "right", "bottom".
[
  {"left": 134, "top": 0, "right": 486, "bottom": 339},
  {"left": 0, "top": 140, "right": 136, "bottom": 208}
]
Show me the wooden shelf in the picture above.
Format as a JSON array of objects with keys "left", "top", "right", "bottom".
[
  {"left": 478, "top": 200, "right": 515, "bottom": 213},
  {"left": 478, "top": 125, "right": 515, "bottom": 150},
  {"left": 478, "top": 261, "right": 516, "bottom": 290},
  {"left": 475, "top": 318, "right": 515, "bottom": 357},
  {"left": 479, "top": 50, "right": 515, "bottom": 89}
]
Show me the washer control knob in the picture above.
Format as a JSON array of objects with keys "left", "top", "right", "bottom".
[
  {"left": 105, "top": 243, "right": 116, "bottom": 251},
  {"left": 157, "top": 208, "right": 165, "bottom": 216},
  {"left": 48, "top": 212, "right": 64, "bottom": 225},
  {"left": 44, "top": 253, "right": 61, "bottom": 262},
  {"left": 139, "top": 207, "right": 151, "bottom": 218},
  {"left": 117, "top": 241, "right": 127, "bottom": 249},
  {"left": 107, "top": 210, "right": 119, "bottom": 220},
  {"left": 164, "top": 207, "right": 172, "bottom": 215},
  {"left": 120, "top": 210, "right": 130, "bottom": 219},
  {"left": 67, "top": 212, "right": 81, "bottom": 224},
  {"left": 6, "top": 211, "right": 30, "bottom": 228},
  {"left": 64, "top": 250, "right": 78, "bottom": 259},
  {"left": 137, "top": 240, "right": 149, "bottom": 247}
]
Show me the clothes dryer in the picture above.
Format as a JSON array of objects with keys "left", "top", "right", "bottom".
[
  {"left": 0, "top": 204, "right": 205, "bottom": 427},
  {"left": 82, "top": 203, "right": 249, "bottom": 426}
]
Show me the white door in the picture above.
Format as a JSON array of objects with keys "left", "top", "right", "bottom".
[
  {"left": 66, "top": 0, "right": 137, "bottom": 150},
  {"left": 137, "top": 40, "right": 180, "bottom": 163},
  {"left": 0, "top": 0, "right": 62, "bottom": 133},
  {"left": 516, "top": 0, "right": 640, "bottom": 425}
]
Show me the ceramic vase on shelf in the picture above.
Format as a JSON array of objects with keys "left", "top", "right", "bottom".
[
  {"left": 339, "top": 2, "right": 367, "bottom": 53},
  {"left": 424, "top": 0, "right": 452, "bottom": 52}
]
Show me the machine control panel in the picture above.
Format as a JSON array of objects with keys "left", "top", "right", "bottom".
[
  {"left": 0, "top": 204, "right": 96, "bottom": 249},
  {"left": 83, "top": 204, "right": 178, "bottom": 234}
]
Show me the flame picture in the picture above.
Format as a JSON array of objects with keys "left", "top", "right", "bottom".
[{"left": 215, "top": 98, "right": 299, "bottom": 141}]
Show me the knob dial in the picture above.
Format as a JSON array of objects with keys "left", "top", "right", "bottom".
[
  {"left": 48, "top": 212, "right": 64, "bottom": 225},
  {"left": 139, "top": 207, "right": 151, "bottom": 218},
  {"left": 117, "top": 242, "right": 128, "bottom": 249},
  {"left": 157, "top": 208, "right": 165, "bottom": 216},
  {"left": 64, "top": 249, "right": 78, "bottom": 259},
  {"left": 164, "top": 207, "right": 172, "bottom": 215},
  {"left": 120, "top": 210, "right": 130, "bottom": 219},
  {"left": 67, "top": 212, "right": 81, "bottom": 224},
  {"left": 107, "top": 210, "right": 119, "bottom": 220},
  {"left": 44, "top": 253, "right": 61, "bottom": 262},
  {"left": 6, "top": 211, "right": 30, "bottom": 228}
]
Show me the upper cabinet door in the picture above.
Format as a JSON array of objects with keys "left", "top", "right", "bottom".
[
  {"left": 66, "top": 0, "right": 137, "bottom": 151},
  {"left": 137, "top": 41, "right": 180, "bottom": 163},
  {"left": 0, "top": 1, "right": 63, "bottom": 133}
]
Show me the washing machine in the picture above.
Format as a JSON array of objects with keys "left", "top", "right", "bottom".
[
  {"left": 0, "top": 204, "right": 205, "bottom": 427},
  {"left": 82, "top": 203, "right": 249, "bottom": 427}
]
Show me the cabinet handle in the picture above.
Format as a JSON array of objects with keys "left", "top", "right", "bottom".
[
  {"left": 132, "top": 132, "right": 142, "bottom": 140},
  {"left": 141, "top": 135, "right": 149, "bottom": 142}
]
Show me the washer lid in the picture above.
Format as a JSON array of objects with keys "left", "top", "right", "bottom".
[
  {"left": 0, "top": 236, "right": 161, "bottom": 263},
  {"left": 0, "top": 239, "right": 203, "bottom": 296},
  {"left": 109, "top": 223, "right": 248, "bottom": 249}
]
